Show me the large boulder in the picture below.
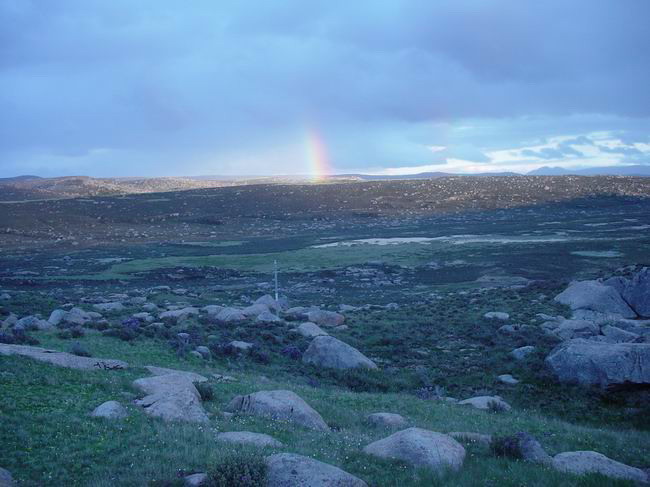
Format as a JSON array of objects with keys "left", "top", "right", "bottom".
[
  {"left": 363, "top": 428, "right": 465, "bottom": 473},
  {"left": 600, "top": 325, "right": 640, "bottom": 343},
  {"left": 553, "top": 320, "right": 599, "bottom": 341},
  {"left": 302, "top": 336, "right": 377, "bottom": 370},
  {"left": 296, "top": 322, "right": 328, "bottom": 338},
  {"left": 241, "top": 303, "right": 270, "bottom": 317},
  {"left": 552, "top": 451, "right": 647, "bottom": 483},
  {"left": 545, "top": 338, "right": 650, "bottom": 388},
  {"left": 458, "top": 395, "right": 511, "bottom": 411},
  {"left": 0, "top": 344, "right": 128, "bottom": 370},
  {"left": 133, "top": 373, "right": 208, "bottom": 423},
  {"left": 256, "top": 311, "right": 282, "bottom": 323},
  {"left": 366, "top": 412, "right": 407, "bottom": 429},
  {"left": 554, "top": 281, "right": 636, "bottom": 318},
  {"left": 215, "top": 431, "right": 284, "bottom": 448},
  {"left": 265, "top": 453, "right": 367, "bottom": 487},
  {"left": 216, "top": 307, "right": 246, "bottom": 322},
  {"left": 144, "top": 366, "right": 208, "bottom": 383},
  {"left": 0, "top": 467, "right": 14, "bottom": 487},
  {"left": 306, "top": 309, "right": 345, "bottom": 327},
  {"left": 91, "top": 400, "right": 128, "bottom": 419},
  {"left": 254, "top": 295, "right": 285, "bottom": 313},
  {"left": 623, "top": 267, "right": 650, "bottom": 317},
  {"left": 159, "top": 307, "right": 199, "bottom": 323},
  {"left": 225, "top": 390, "right": 328, "bottom": 431}
]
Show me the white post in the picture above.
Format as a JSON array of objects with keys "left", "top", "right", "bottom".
[{"left": 274, "top": 259, "right": 279, "bottom": 301}]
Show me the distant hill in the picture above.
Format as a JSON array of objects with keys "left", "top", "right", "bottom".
[{"left": 528, "top": 165, "right": 650, "bottom": 177}]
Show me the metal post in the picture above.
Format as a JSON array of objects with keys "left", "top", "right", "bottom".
[{"left": 274, "top": 259, "right": 279, "bottom": 301}]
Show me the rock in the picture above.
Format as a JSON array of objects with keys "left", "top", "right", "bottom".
[
  {"left": 133, "top": 373, "right": 208, "bottom": 423},
  {"left": 202, "top": 304, "right": 224, "bottom": 315},
  {"left": 132, "top": 312, "right": 154, "bottom": 323},
  {"left": 494, "top": 432, "right": 552, "bottom": 465},
  {"left": 144, "top": 366, "right": 208, "bottom": 383},
  {"left": 603, "top": 276, "right": 628, "bottom": 295},
  {"left": 458, "top": 395, "right": 511, "bottom": 411},
  {"left": 448, "top": 432, "right": 492, "bottom": 447},
  {"left": 16, "top": 315, "right": 51, "bottom": 331},
  {"left": 255, "top": 294, "right": 284, "bottom": 312},
  {"left": 63, "top": 307, "right": 93, "bottom": 326},
  {"left": 554, "top": 319, "right": 599, "bottom": 341},
  {"left": 228, "top": 340, "right": 253, "bottom": 353},
  {"left": 554, "top": 280, "right": 636, "bottom": 318},
  {"left": 545, "top": 338, "right": 650, "bottom": 388},
  {"left": 91, "top": 400, "right": 128, "bottom": 419},
  {"left": 0, "top": 344, "right": 128, "bottom": 370},
  {"left": 48, "top": 309, "right": 68, "bottom": 325},
  {"left": 189, "top": 351, "right": 203, "bottom": 359},
  {"left": 265, "top": 453, "right": 367, "bottom": 487},
  {"left": 93, "top": 302, "right": 125, "bottom": 313},
  {"left": 363, "top": 427, "right": 465, "bottom": 473},
  {"left": 552, "top": 451, "right": 647, "bottom": 483},
  {"left": 306, "top": 309, "right": 345, "bottom": 327},
  {"left": 216, "top": 307, "right": 246, "bottom": 322},
  {"left": 302, "top": 336, "right": 377, "bottom": 370},
  {"left": 225, "top": 389, "right": 328, "bottom": 431},
  {"left": 366, "top": 412, "right": 407, "bottom": 428},
  {"left": 622, "top": 267, "right": 650, "bottom": 317},
  {"left": 241, "top": 303, "right": 270, "bottom": 317},
  {"left": 159, "top": 307, "right": 199, "bottom": 323},
  {"left": 296, "top": 322, "right": 328, "bottom": 338},
  {"left": 215, "top": 431, "right": 284, "bottom": 448},
  {"left": 484, "top": 312, "right": 510, "bottom": 320},
  {"left": 498, "top": 374, "right": 519, "bottom": 385},
  {"left": 283, "top": 306, "right": 312, "bottom": 321},
  {"left": 256, "top": 311, "right": 282, "bottom": 323},
  {"left": 183, "top": 473, "right": 208, "bottom": 486},
  {"left": 510, "top": 346, "right": 535, "bottom": 360},
  {"left": 600, "top": 325, "right": 640, "bottom": 343},
  {"left": 0, "top": 467, "right": 14, "bottom": 487},
  {"left": 195, "top": 346, "right": 211, "bottom": 359}
]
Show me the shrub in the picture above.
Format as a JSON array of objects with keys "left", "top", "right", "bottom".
[
  {"left": 280, "top": 345, "right": 302, "bottom": 360},
  {"left": 208, "top": 452, "right": 267, "bottom": 487},
  {"left": 490, "top": 435, "right": 522, "bottom": 459},
  {"left": 70, "top": 342, "right": 91, "bottom": 357},
  {"left": 57, "top": 329, "right": 72, "bottom": 339},
  {"left": 70, "top": 326, "right": 85, "bottom": 338},
  {"left": 1, "top": 329, "right": 39, "bottom": 345},
  {"left": 249, "top": 345, "right": 271, "bottom": 365},
  {"left": 487, "top": 399, "right": 508, "bottom": 413},
  {"left": 196, "top": 383, "right": 214, "bottom": 402},
  {"left": 103, "top": 327, "right": 138, "bottom": 341}
]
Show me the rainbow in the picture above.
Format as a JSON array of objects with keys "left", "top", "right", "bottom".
[{"left": 305, "top": 127, "right": 333, "bottom": 181}]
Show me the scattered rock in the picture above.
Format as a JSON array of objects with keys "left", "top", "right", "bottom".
[
  {"left": 93, "top": 302, "right": 125, "bottom": 313},
  {"left": 133, "top": 373, "right": 209, "bottom": 423},
  {"left": 0, "top": 467, "right": 14, "bottom": 487},
  {"left": 492, "top": 432, "right": 552, "bottom": 465},
  {"left": 195, "top": 346, "right": 211, "bottom": 359},
  {"left": 510, "top": 346, "right": 535, "bottom": 360},
  {"left": 366, "top": 412, "right": 407, "bottom": 429},
  {"left": 228, "top": 340, "right": 253, "bottom": 353},
  {"left": 296, "top": 322, "right": 328, "bottom": 338},
  {"left": 144, "top": 366, "right": 208, "bottom": 383},
  {"left": 306, "top": 309, "right": 345, "bottom": 327},
  {"left": 159, "top": 307, "right": 199, "bottom": 323},
  {"left": 216, "top": 307, "right": 246, "bottom": 322},
  {"left": 554, "top": 319, "right": 599, "bottom": 341},
  {"left": 622, "top": 267, "right": 650, "bottom": 317},
  {"left": 183, "top": 472, "right": 208, "bottom": 486},
  {"left": 545, "top": 338, "right": 650, "bottom": 388},
  {"left": 91, "top": 400, "right": 128, "bottom": 419},
  {"left": 498, "top": 374, "right": 519, "bottom": 385},
  {"left": 215, "top": 431, "right": 284, "bottom": 448},
  {"left": 458, "top": 395, "right": 511, "bottom": 411},
  {"left": 256, "top": 311, "right": 282, "bottom": 323},
  {"left": 363, "top": 427, "right": 465, "bottom": 473},
  {"left": 484, "top": 312, "right": 509, "bottom": 320},
  {"left": 225, "top": 390, "right": 329, "bottom": 431},
  {"left": 554, "top": 280, "right": 636, "bottom": 318},
  {"left": 601, "top": 325, "right": 640, "bottom": 343},
  {"left": 552, "top": 451, "right": 647, "bottom": 483},
  {"left": 265, "top": 453, "right": 367, "bottom": 487},
  {"left": 0, "top": 344, "right": 128, "bottom": 370},
  {"left": 302, "top": 336, "right": 377, "bottom": 370},
  {"left": 241, "top": 303, "right": 270, "bottom": 317}
]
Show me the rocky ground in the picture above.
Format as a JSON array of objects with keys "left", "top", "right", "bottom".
[{"left": 1, "top": 179, "right": 649, "bottom": 485}]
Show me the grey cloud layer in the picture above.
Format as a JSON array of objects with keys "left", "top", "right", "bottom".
[{"left": 1, "top": 0, "right": 649, "bottom": 176}]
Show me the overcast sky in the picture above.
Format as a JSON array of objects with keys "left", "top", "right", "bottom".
[{"left": 1, "top": 0, "right": 649, "bottom": 177}]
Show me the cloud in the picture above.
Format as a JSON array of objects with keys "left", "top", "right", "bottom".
[{"left": 1, "top": 1, "right": 649, "bottom": 176}]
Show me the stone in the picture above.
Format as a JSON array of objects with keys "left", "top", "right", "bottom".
[
  {"left": 255, "top": 294, "right": 284, "bottom": 312},
  {"left": 159, "top": 307, "right": 199, "bottom": 323},
  {"left": 0, "top": 467, "right": 14, "bottom": 487},
  {"left": 133, "top": 373, "right": 208, "bottom": 423},
  {"left": 132, "top": 312, "right": 154, "bottom": 323},
  {"left": 183, "top": 473, "right": 208, "bottom": 486},
  {"left": 553, "top": 319, "right": 599, "bottom": 341},
  {"left": 215, "top": 431, "right": 284, "bottom": 448},
  {"left": 622, "top": 267, "right": 650, "bottom": 317},
  {"left": 144, "top": 366, "right": 208, "bottom": 383},
  {"left": 256, "top": 311, "right": 282, "bottom": 323},
  {"left": 228, "top": 340, "right": 253, "bottom": 353},
  {"left": 545, "top": 339, "right": 650, "bottom": 388},
  {"left": 225, "top": 389, "right": 329, "bottom": 431},
  {"left": 510, "top": 346, "right": 535, "bottom": 360},
  {"left": 91, "top": 400, "right": 128, "bottom": 419},
  {"left": 202, "top": 304, "right": 224, "bottom": 315},
  {"left": 265, "top": 453, "right": 367, "bottom": 487},
  {"left": 306, "top": 309, "right": 345, "bottom": 327},
  {"left": 552, "top": 451, "right": 647, "bottom": 483},
  {"left": 499, "top": 432, "right": 552, "bottom": 465},
  {"left": 600, "top": 325, "right": 640, "bottom": 343},
  {"left": 447, "top": 432, "right": 492, "bottom": 447},
  {"left": 484, "top": 312, "right": 510, "bottom": 320},
  {"left": 195, "top": 346, "right": 211, "bottom": 359},
  {"left": 458, "top": 395, "right": 511, "bottom": 411},
  {"left": 302, "top": 336, "right": 377, "bottom": 370},
  {"left": 93, "top": 302, "right": 125, "bottom": 313},
  {"left": 554, "top": 280, "right": 636, "bottom": 318},
  {"left": 216, "top": 307, "right": 246, "bottom": 322},
  {"left": 296, "top": 322, "right": 328, "bottom": 338},
  {"left": 497, "top": 374, "right": 519, "bottom": 385},
  {"left": 363, "top": 428, "right": 465, "bottom": 473},
  {"left": 241, "top": 303, "right": 270, "bottom": 317},
  {"left": 366, "top": 412, "right": 407, "bottom": 428},
  {"left": 0, "top": 344, "right": 128, "bottom": 370}
]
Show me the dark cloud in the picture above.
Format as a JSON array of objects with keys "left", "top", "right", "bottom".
[{"left": 1, "top": 0, "right": 649, "bottom": 176}]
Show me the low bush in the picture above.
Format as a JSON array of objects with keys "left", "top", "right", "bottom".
[
  {"left": 196, "top": 383, "right": 214, "bottom": 402},
  {"left": 208, "top": 452, "right": 267, "bottom": 487},
  {"left": 69, "top": 342, "right": 91, "bottom": 357}
]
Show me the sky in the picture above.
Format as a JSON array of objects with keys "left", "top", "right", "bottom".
[{"left": 1, "top": 0, "right": 649, "bottom": 178}]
